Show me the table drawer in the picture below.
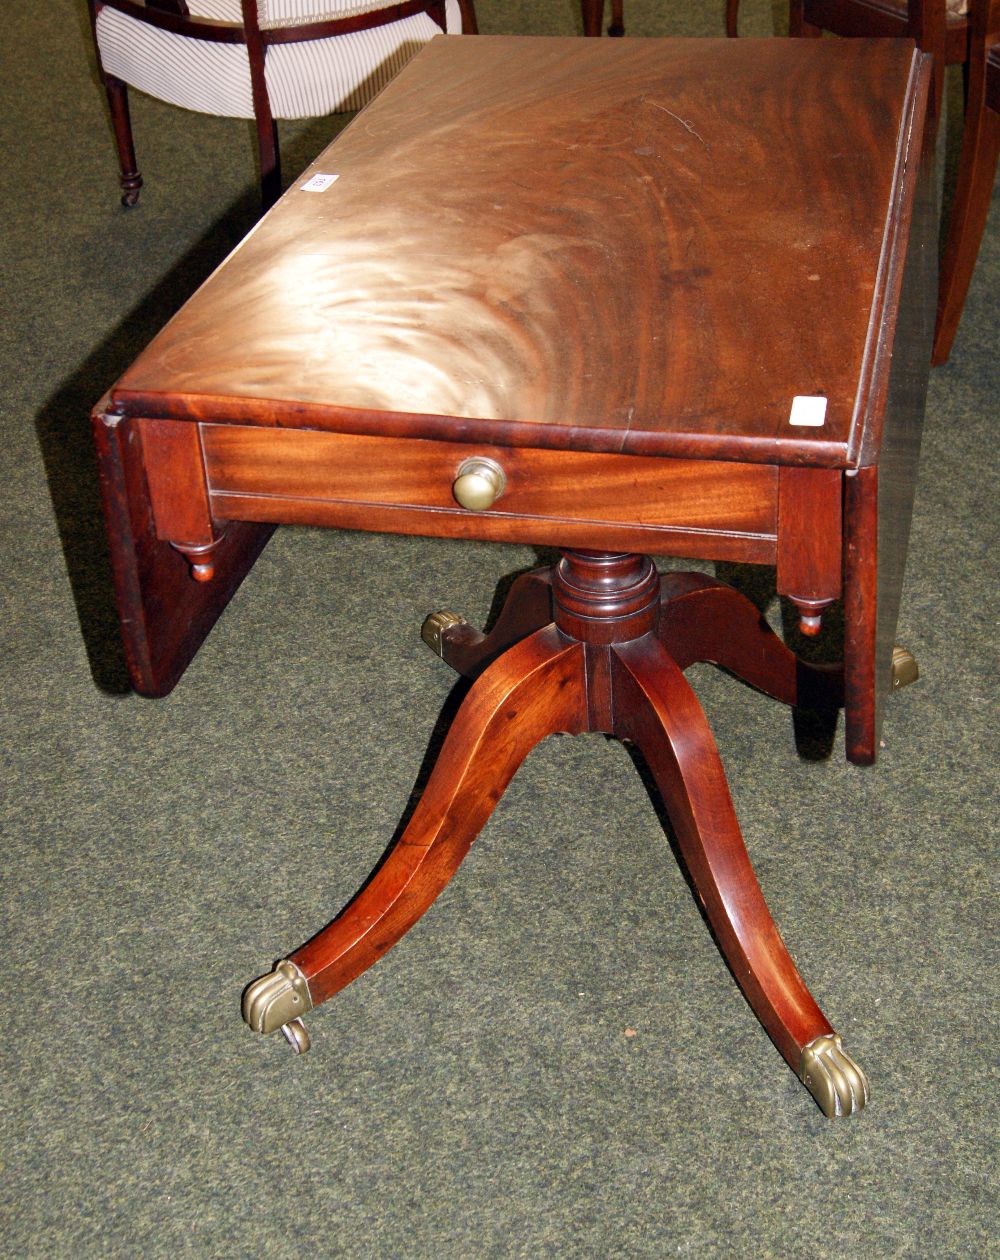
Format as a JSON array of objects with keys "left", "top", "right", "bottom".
[{"left": 200, "top": 425, "right": 779, "bottom": 563}]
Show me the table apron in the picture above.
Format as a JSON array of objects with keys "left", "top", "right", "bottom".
[{"left": 191, "top": 422, "right": 780, "bottom": 564}]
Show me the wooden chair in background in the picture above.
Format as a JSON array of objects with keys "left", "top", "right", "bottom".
[
  {"left": 87, "top": 0, "right": 478, "bottom": 210},
  {"left": 726, "top": 0, "right": 969, "bottom": 122},
  {"left": 934, "top": 1, "right": 1000, "bottom": 360},
  {"left": 580, "top": 0, "right": 625, "bottom": 36},
  {"left": 726, "top": 0, "right": 999, "bottom": 361}
]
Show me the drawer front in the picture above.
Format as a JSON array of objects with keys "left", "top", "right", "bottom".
[{"left": 201, "top": 425, "right": 779, "bottom": 563}]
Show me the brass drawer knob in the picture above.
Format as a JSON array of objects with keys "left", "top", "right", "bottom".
[{"left": 452, "top": 457, "right": 507, "bottom": 511}]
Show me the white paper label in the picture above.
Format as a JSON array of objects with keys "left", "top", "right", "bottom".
[
  {"left": 300, "top": 173, "right": 339, "bottom": 193},
  {"left": 788, "top": 395, "right": 828, "bottom": 427}
]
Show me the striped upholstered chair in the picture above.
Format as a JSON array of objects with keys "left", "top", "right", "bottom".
[{"left": 87, "top": 0, "right": 478, "bottom": 210}]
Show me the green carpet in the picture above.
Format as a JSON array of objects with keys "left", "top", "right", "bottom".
[{"left": 2, "top": 2, "right": 996, "bottom": 1256}]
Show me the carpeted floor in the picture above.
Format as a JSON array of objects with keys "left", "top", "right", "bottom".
[{"left": 2, "top": 2, "right": 996, "bottom": 1256}]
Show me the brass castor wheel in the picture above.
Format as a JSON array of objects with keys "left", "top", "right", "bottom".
[
  {"left": 421, "top": 610, "right": 468, "bottom": 657},
  {"left": 120, "top": 174, "right": 143, "bottom": 208},
  {"left": 278, "top": 1018, "right": 311, "bottom": 1054},
  {"left": 891, "top": 645, "right": 919, "bottom": 690},
  {"left": 242, "top": 960, "right": 313, "bottom": 1054}
]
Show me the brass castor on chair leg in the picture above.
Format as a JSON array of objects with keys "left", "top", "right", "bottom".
[
  {"left": 799, "top": 1033, "right": 870, "bottom": 1117},
  {"left": 891, "top": 646, "right": 919, "bottom": 690},
  {"left": 119, "top": 172, "right": 143, "bottom": 208},
  {"left": 242, "top": 960, "right": 313, "bottom": 1054},
  {"left": 421, "top": 610, "right": 468, "bottom": 657}
]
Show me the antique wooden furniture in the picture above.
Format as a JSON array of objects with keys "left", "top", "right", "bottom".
[
  {"left": 727, "top": 0, "right": 968, "bottom": 124},
  {"left": 791, "top": 0, "right": 970, "bottom": 125},
  {"left": 86, "top": 0, "right": 477, "bottom": 209},
  {"left": 93, "top": 36, "right": 934, "bottom": 1117},
  {"left": 724, "top": 0, "right": 1000, "bottom": 360},
  {"left": 934, "top": 1, "right": 1000, "bottom": 360},
  {"left": 581, "top": 0, "right": 624, "bottom": 36}
]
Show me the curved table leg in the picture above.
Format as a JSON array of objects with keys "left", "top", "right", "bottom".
[
  {"left": 244, "top": 625, "right": 586, "bottom": 1043},
  {"left": 611, "top": 634, "right": 868, "bottom": 1117},
  {"left": 421, "top": 568, "right": 553, "bottom": 679},
  {"left": 656, "top": 572, "right": 842, "bottom": 711}
]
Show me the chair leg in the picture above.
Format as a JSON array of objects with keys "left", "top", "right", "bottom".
[
  {"left": 255, "top": 114, "right": 281, "bottom": 211},
  {"left": 725, "top": 0, "right": 740, "bottom": 37},
  {"left": 244, "top": 20, "right": 282, "bottom": 211},
  {"left": 933, "top": 71, "right": 1000, "bottom": 363},
  {"left": 608, "top": 0, "right": 624, "bottom": 37},
  {"left": 788, "top": 1, "right": 822, "bottom": 37},
  {"left": 103, "top": 75, "right": 143, "bottom": 207},
  {"left": 580, "top": 0, "right": 604, "bottom": 36}
]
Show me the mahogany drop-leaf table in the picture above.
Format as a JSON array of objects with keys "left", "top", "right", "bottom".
[{"left": 93, "top": 36, "right": 935, "bottom": 1117}]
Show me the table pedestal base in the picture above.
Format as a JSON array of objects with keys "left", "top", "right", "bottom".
[{"left": 243, "top": 551, "right": 869, "bottom": 1118}]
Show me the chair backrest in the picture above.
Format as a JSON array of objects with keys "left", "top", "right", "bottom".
[
  {"left": 778, "top": 0, "right": 969, "bottom": 129},
  {"left": 89, "top": 0, "right": 473, "bottom": 208},
  {"left": 260, "top": 0, "right": 430, "bottom": 20},
  {"left": 244, "top": 0, "right": 450, "bottom": 36},
  {"left": 135, "top": 0, "right": 452, "bottom": 36}
]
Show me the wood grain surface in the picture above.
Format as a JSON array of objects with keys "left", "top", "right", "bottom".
[
  {"left": 197, "top": 423, "right": 779, "bottom": 561},
  {"left": 91, "top": 407, "right": 273, "bottom": 697},
  {"left": 843, "top": 150, "right": 935, "bottom": 763},
  {"left": 110, "top": 36, "right": 928, "bottom": 468}
]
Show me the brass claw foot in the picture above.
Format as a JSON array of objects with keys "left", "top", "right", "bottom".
[
  {"left": 421, "top": 610, "right": 468, "bottom": 657},
  {"left": 242, "top": 960, "right": 313, "bottom": 1053},
  {"left": 891, "top": 645, "right": 919, "bottom": 690},
  {"left": 799, "top": 1033, "right": 870, "bottom": 1117}
]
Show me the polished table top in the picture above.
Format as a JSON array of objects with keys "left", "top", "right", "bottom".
[
  {"left": 110, "top": 36, "right": 926, "bottom": 470},
  {"left": 96, "top": 33, "right": 933, "bottom": 758}
]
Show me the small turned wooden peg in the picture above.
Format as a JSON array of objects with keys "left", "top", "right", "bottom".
[
  {"left": 776, "top": 468, "right": 841, "bottom": 638},
  {"left": 171, "top": 537, "right": 225, "bottom": 582},
  {"left": 790, "top": 597, "right": 834, "bottom": 637}
]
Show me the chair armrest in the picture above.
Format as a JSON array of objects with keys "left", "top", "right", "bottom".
[
  {"left": 93, "top": 0, "right": 246, "bottom": 42},
  {"left": 259, "top": 1, "right": 449, "bottom": 38}
]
